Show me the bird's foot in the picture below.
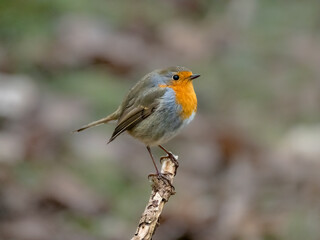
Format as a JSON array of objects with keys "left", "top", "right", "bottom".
[
  {"left": 160, "top": 152, "right": 179, "bottom": 169},
  {"left": 148, "top": 172, "right": 174, "bottom": 189}
]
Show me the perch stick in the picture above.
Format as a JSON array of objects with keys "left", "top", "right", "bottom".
[{"left": 131, "top": 154, "right": 179, "bottom": 240}]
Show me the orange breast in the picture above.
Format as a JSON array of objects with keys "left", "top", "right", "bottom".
[{"left": 160, "top": 81, "right": 197, "bottom": 119}]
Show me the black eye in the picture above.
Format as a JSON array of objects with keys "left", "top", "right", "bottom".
[{"left": 173, "top": 75, "right": 179, "bottom": 80}]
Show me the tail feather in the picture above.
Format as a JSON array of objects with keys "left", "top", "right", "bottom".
[{"left": 73, "top": 112, "right": 118, "bottom": 133}]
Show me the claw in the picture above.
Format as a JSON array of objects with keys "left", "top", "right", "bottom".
[
  {"left": 148, "top": 172, "right": 174, "bottom": 189},
  {"left": 158, "top": 145, "right": 179, "bottom": 168},
  {"left": 160, "top": 152, "right": 179, "bottom": 168}
]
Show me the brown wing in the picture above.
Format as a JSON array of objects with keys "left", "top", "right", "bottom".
[
  {"left": 107, "top": 104, "right": 156, "bottom": 143},
  {"left": 107, "top": 86, "right": 166, "bottom": 144}
]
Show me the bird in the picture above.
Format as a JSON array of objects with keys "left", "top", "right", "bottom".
[{"left": 74, "top": 66, "right": 200, "bottom": 175}]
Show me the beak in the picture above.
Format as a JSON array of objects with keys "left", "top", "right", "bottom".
[{"left": 189, "top": 74, "right": 200, "bottom": 80}]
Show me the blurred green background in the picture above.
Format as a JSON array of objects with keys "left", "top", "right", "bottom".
[{"left": 1, "top": 0, "right": 320, "bottom": 239}]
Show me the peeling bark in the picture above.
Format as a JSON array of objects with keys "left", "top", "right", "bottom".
[{"left": 131, "top": 155, "right": 178, "bottom": 240}]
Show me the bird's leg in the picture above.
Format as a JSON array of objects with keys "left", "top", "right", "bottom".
[
  {"left": 146, "top": 146, "right": 174, "bottom": 187},
  {"left": 158, "top": 145, "right": 179, "bottom": 168},
  {"left": 146, "top": 146, "right": 160, "bottom": 175}
]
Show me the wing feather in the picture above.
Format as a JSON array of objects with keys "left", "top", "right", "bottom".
[
  {"left": 108, "top": 106, "right": 155, "bottom": 143},
  {"left": 107, "top": 87, "right": 167, "bottom": 143}
]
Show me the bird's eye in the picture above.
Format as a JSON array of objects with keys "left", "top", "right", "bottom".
[{"left": 173, "top": 75, "right": 179, "bottom": 80}]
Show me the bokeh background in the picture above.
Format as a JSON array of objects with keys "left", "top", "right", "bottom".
[{"left": 1, "top": 0, "right": 320, "bottom": 239}]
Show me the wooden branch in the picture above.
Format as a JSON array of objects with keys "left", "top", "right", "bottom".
[{"left": 131, "top": 154, "right": 179, "bottom": 240}]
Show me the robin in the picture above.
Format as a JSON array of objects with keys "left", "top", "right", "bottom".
[{"left": 74, "top": 66, "right": 200, "bottom": 174}]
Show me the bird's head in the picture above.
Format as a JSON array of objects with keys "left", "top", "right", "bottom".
[{"left": 152, "top": 66, "right": 200, "bottom": 86}]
